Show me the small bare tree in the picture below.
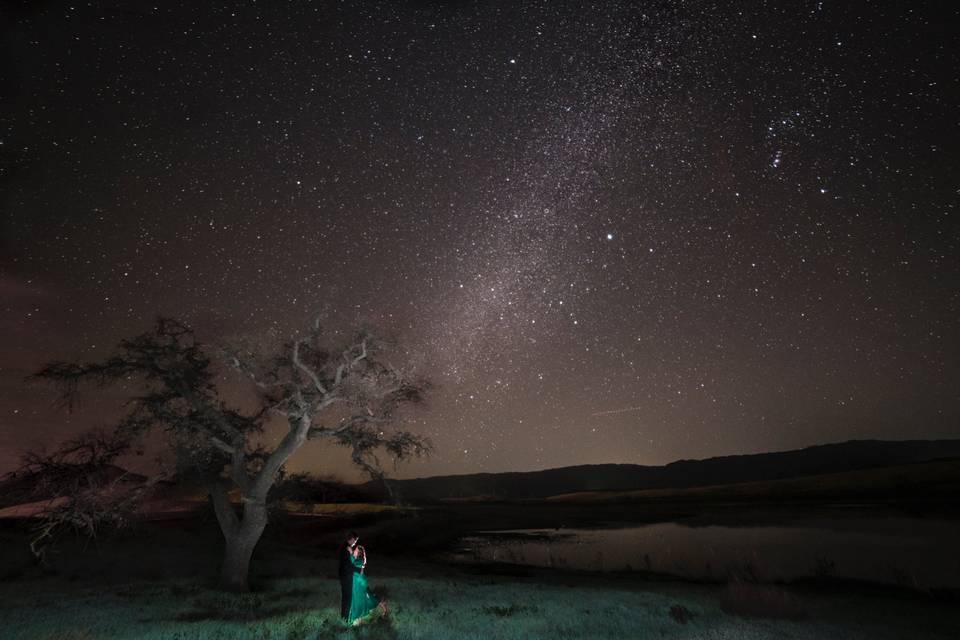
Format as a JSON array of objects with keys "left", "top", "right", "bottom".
[{"left": 34, "top": 317, "right": 430, "bottom": 591}]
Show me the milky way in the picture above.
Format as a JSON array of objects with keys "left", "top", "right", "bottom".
[{"left": 2, "top": 1, "right": 958, "bottom": 479}]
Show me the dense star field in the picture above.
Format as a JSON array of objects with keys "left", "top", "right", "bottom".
[{"left": 2, "top": 1, "right": 957, "bottom": 478}]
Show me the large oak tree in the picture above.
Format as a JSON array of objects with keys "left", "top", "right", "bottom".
[{"left": 35, "top": 317, "right": 430, "bottom": 591}]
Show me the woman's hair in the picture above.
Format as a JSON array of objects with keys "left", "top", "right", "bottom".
[{"left": 347, "top": 530, "right": 359, "bottom": 540}]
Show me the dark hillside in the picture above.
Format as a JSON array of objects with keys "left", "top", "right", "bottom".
[{"left": 369, "top": 439, "right": 960, "bottom": 502}]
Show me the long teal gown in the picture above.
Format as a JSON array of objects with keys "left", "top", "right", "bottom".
[{"left": 347, "top": 553, "right": 380, "bottom": 624}]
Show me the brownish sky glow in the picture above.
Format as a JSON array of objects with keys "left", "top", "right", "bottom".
[{"left": 2, "top": 1, "right": 958, "bottom": 480}]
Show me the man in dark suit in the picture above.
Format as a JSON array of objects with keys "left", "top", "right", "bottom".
[{"left": 338, "top": 531, "right": 360, "bottom": 620}]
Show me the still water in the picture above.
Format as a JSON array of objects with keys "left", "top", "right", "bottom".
[{"left": 455, "top": 517, "right": 960, "bottom": 589}]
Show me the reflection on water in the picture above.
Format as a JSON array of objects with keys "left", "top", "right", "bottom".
[{"left": 456, "top": 518, "right": 960, "bottom": 588}]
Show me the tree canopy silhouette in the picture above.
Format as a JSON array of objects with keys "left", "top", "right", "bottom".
[{"left": 34, "top": 316, "right": 431, "bottom": 591}]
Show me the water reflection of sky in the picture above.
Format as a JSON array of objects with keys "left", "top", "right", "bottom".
[{"left": 458, "top": 519, "right": 960, "bottom": 589}]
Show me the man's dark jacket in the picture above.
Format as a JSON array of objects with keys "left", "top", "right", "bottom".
[{"left": 338, "top": 543, "right": 359, "bottom": 619}]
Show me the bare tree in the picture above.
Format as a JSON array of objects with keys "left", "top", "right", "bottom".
[
  {"left": 34, "top": 317, "right": 430, "bottom": 591},
  {"left": 13, "top": 430, "right": 156, "bottom": 565}
]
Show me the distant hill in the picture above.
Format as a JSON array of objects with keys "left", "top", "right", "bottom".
[
  {"left": 367, "top": 439, "right": 960, "bottom": 502},
  {"left": 548, "top": 458, "right": 960, "bottom": 504}
]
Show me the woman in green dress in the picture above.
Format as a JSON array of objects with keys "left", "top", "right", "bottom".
[{"left": 347, "top": 542, "right": 384, "bottom": 625}]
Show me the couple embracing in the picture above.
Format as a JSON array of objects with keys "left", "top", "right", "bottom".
[{"left": 337, "top": 530, "right": 388, "bottom": 626}]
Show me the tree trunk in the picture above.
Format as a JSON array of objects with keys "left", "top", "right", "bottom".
[
  {"left": 382, "top": 477, "right": 402, "bottom": 505},
  {"left": 218, "top": 503, "right": 267, "bottom": 592}
]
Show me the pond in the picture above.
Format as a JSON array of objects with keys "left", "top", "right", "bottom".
[{"left": 453, "top": 517, "right": 960, "bottom": 589}]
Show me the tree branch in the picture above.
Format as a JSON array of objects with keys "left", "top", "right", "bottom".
[
  {"left": 250, "top": 413, "right": 311, "bottom": 500},
  {"left": 210, "top": 437, "right": 235, "bottom": 455},
  {"left": 230, "top": 440, "right": 251, "bottom": 494},
  {"left": 292, "top": 339, "right": 327, "bottom": 395},
  {"left": 334, "top": 338, "right": 367, "bottom": 386},
  {"left": 208, "top": 481, "right": 239, "bottom": 537}
]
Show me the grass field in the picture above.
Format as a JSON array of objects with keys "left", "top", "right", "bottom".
[
  {"left": 2, "top": 499, "right": 959, "bottom": 640},
  {"left": 3, "top": 568, "right": 960, "bottom": 640}
]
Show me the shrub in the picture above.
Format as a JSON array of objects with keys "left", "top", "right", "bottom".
[
  {"left": 669, "top": 603, "right": 695, "bottom": 624},
  {"left": 720, "top": 580, "right": 806, "bottom": 620}
]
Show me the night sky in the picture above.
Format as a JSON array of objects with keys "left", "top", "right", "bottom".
[{"left": 2, "top": 1, "right": 958, "bottom": 480}]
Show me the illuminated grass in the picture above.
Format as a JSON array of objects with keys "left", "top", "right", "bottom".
[{"left": 1, "top": 571, "right": 956, "bottom": 640}]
